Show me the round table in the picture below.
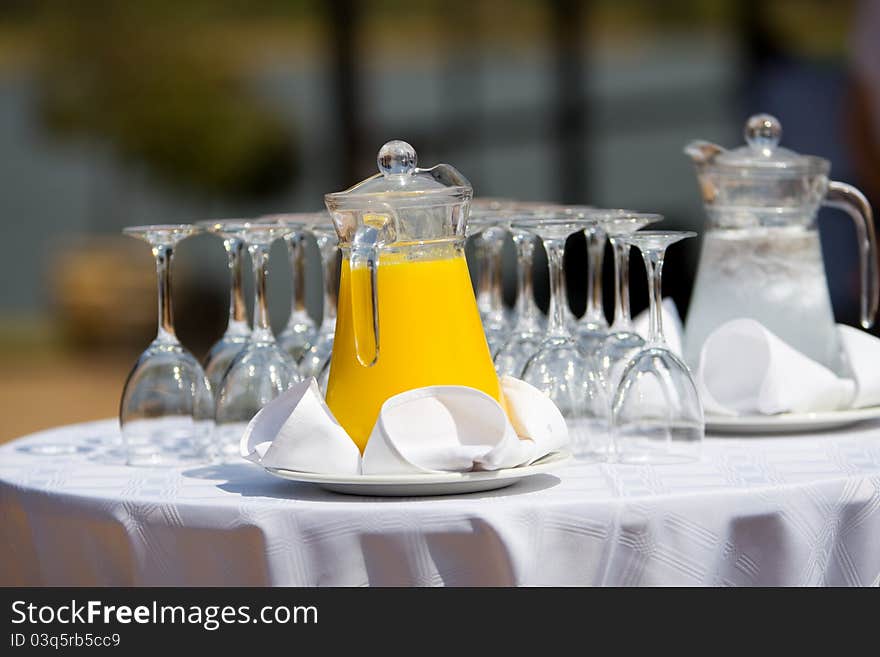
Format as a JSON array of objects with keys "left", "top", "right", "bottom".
[{"left": 2, "top": 419, "right": 880, "bottom": 586}]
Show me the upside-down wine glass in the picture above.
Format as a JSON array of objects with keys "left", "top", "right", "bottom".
[
  {"left": 595, "top": 211, "right": 661, "bottom": 390},
  {"left": 119, "top": 224, "right": 214, "bottom": 466},
  {"left": 214, "top": 221, "right": 301, "bottom": 457},
  {"left": 494, "top": 214, "right": 545, "bottom": 376},
  {"left": 469, "top": 209, "right": 510, "bottom": 356},
  {"left": 469, "top": 224, "right": 493, "bottom": 321},
  {"left": 265, "top": 213, "right": 321, "bottom": 364},
  {"left": 470, "top": 197, "right": 516, "bottom": 325},
  {"left": 514, "top": 211, "right": 608, "bottom": 459},
  {"left": 299, "top": 223, "right": 339, "bottom": 378},
  {"left": 199, "top": 219, "right": 252, "bottom": 394},
  {"left": 470, "top": 200, "right": 497, "bottom": 320},
  {"left": 611, "top": 231, "right": 704, "bottom": 464}
]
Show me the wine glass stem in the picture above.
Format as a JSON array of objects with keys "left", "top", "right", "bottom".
[
  {"left": 251, "top": 244, "right": 273, "bottom": 341},
  {"left": 586, "top": 229, "right": 606, "bottom": 323},
  {"left": 474, "top": 235, "right": 491, "bottom": 312},
  {"left": 226, "top": 238, "right": 248, "bottom": 330},
  {"left": 545, "top": 239, "right": 568, "bottom": 337},
  {"left": 154, "top": 243, "right": 176, "bottom": 343},
  {"left": 292, "top": 234, "right": 308, "bottom": 313},
  {"left": 515, "top": 236, "right": 538, "bottom": 327},
  {"left": 642, "top": 248, "right": 666, "bottom": 345},
  {"left": 610, "top": 237, "right": 633, "bottom": 331},
  {"left": 488, "top": 238, "right": 505, "bottom": 317}
]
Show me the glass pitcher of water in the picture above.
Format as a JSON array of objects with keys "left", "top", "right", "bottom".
[
  {"left": 323, "top": 140, "right": 501, "bottom": 451},
  {"left": 683, "top": 114, "right": 878, "bottom": 377}
]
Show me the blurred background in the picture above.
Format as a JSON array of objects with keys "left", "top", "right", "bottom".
[{"left": 1, "top": 0, "right": 879, "bottom": 440}]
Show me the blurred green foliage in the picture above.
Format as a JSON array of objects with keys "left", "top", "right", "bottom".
[
  {"left": 32, "top": 1, "right": 305, "bottom": 200},
  {"left": 0, "top": 0, "right": 855, "bottom": 202}
]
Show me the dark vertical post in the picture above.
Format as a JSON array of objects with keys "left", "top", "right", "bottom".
[
  {"left": 550, "top": 0, "right": 588, "bottom": 203},
  {"left": 440, "top": 0, "right": 482, "bottom": 163},
  {"left": 738, "top": 0, "right": 779, "bottom": 113},
  {"left": 551, "top": 1, "right": 589, "bottom": 317},
  {"left": 327, "top": 0, "right": 362, "bottom": 184}
]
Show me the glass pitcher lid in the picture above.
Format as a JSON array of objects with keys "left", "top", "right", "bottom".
[
  {"left": 713, "top": 114, "right": 828, "bottom": 174},
  {"left": 325, "top": 140, "right": 472, "bottom": 210}
]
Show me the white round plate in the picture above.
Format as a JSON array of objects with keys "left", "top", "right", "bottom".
[
  {"left": 264, "top": 451, "right": 571, "bottom": 496},
  {"left": 706, "top": 406, "right": 880, "bottom": 435}
]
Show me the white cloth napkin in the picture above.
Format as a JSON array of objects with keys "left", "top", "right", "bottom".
[
  {"left": 636, "top": 300, "right": 880, "bottom": 416},
  {"left": 241, "top": 376, "right": 569, "bottom": 476},
  {"left": 240, "top": 379, "right": 361, "bottom": 474},
  {"left": 697, "top": 319, "right": 856, "bottom": 415},
  {"left": 839, "top": 324, "right": 880, "bottom": 409},
  {"left": 696, "top": 318, "right": 880, "bottom": 415}
]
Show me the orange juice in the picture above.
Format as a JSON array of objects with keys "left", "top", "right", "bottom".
[{"left": 325, "top": 247, "right": 502, "bottom": 451}]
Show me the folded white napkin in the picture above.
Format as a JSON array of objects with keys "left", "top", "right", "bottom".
[
  {"left": 240, "top": 379, "right": 361, "bottom": 474},
  {"left": 241, "top": 376, "right": 569, "bottom": 476},
  {"left": 838, "top": 325, "right": 880, "bottom": 409},
  {"left": 636, "top": 301, "right": 880, "bottom": 416},
  {"left": 697, "top": 319, "right": 855, "bottom": 415}
]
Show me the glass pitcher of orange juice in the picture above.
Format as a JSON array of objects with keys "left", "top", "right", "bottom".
[{"left": 323, "top": 140, "right": 502, "bottom": 451}]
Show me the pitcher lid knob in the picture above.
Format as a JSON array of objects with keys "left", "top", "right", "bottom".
[
  {"left": 378, "top": 140, "right": 417, "bottom": 176},
  {"left": 744, "top": 113, "right": 782, "bottom": 155}
]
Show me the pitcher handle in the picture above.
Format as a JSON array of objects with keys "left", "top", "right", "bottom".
[
  {"left": 823, "top": 181, "right": 879, "bottom": 329},
  {"left": 349, "top": 224, "right": 381, "bottom": 367}
]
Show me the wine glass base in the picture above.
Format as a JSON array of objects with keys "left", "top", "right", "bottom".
[
  {"left": 16, "top": 443, "right": 92, "bottom": 456},
  {"left": 613, "top": 439, "right": 702, "bottom": 465},
  {"left": 126, "top": 448, "right": 214, "bottom": 468},
  {"left": 121, "top": 416, "right": 214, "bottom": 467},
  {"left": 82, "top": 431, "right": 127, "bottom": 464},
  {"left": 87, "top": 446, "right": 128, "bottom": 465},
  {"left": 613, "top": 424, "right": 703, "bottom": 465}
]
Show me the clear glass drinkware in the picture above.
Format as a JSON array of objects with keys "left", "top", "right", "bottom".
[
  {"left": 683, "top": 114, "right": 878, "bottom": 376},
  {"left": 323, "top": 141, "right": 501, "bottom": 451}
]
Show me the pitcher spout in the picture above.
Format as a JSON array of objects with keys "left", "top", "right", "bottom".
[{"left": 684, "top": 140, "right": 724, "bottom": 166}]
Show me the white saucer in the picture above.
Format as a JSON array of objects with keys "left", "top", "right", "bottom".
[
  {"left": 264, "top": 451, "right": 571, "bottom": 496},
  {"left": 706, "top": 406, "right": 880, "bottom": 435}
]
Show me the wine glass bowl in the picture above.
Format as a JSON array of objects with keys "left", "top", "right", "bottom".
[
  {"left": 120, "top": 343, "right": 215, "bottom": 465},
  {"left": 612, "top": 347, "right": 704, "bottom": 464}
]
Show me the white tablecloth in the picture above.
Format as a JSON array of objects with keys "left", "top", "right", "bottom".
[{"left": 2, "top": 419, "right": 880, "bottom": 586}]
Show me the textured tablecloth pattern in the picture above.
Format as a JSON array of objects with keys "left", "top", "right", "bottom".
[{"left": 2, "top": 419, "right": 880, "bottom": 586}]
